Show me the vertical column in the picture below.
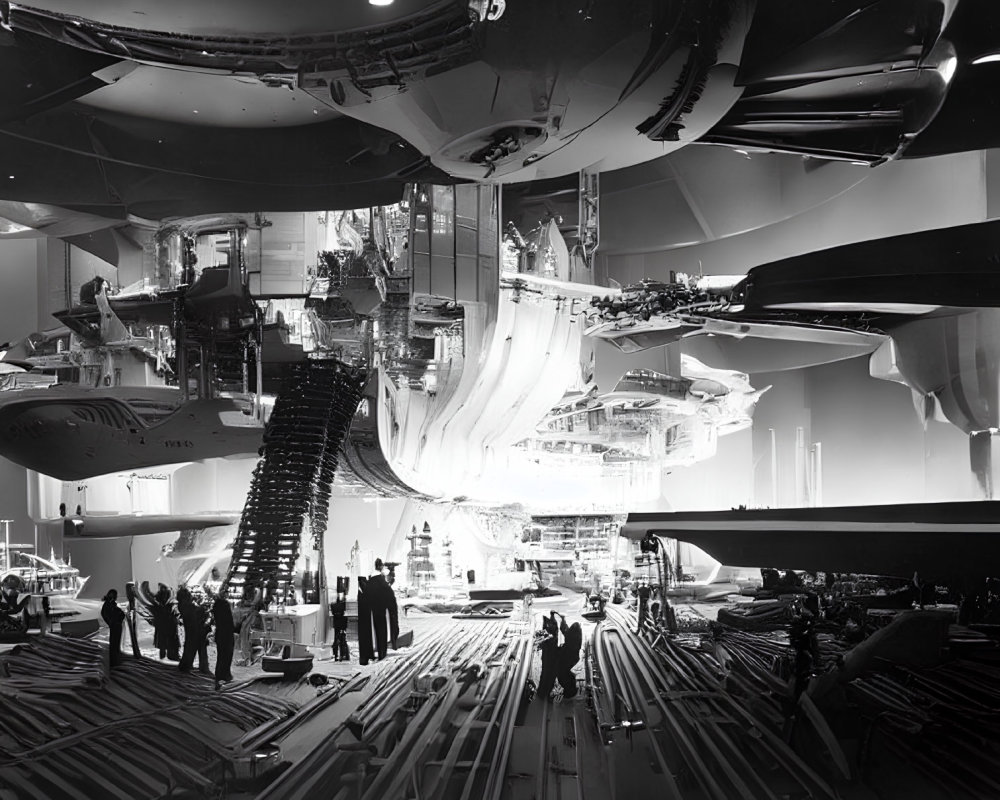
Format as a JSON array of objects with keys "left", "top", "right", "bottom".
[
  {"left": 794, "top": 427, "right": 806, "bottom": 506},
  {"left": 480, "top": 186, "right": 499, "bottom": 311},
  {"left": 769, "top": 428, "right": 778, "bottom": 508},
  {"left": 412, "top": 186, "right": 432, "bottom": 296},
  {"left": 455, "top": 184, "right": 479, "bottom": 302},
  {"left": 430, "top": 185, "right": 456, "bottom": 299},
  {"left": 811, "top": 442, "right": 823, "bottom": 507}
]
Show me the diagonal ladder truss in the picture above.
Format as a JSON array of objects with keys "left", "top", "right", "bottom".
[{"left": 223, "top": 359, "right": 368, "bottom": 604}]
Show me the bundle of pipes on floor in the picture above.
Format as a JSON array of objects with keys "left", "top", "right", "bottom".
[
  {"left": 588, "top": 606, "right": 838, "bottom": 799},
  {"left": 849, "top": 657, "right": 1000, "bottom": 797},
  {"left": 256, "top": 619, "right": 533, "bottom": 800},
  {"left": 0, "top": 635, "right": 298, "bottom": 798}
]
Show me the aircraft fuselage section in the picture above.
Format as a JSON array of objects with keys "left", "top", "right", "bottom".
[{"left": 0, "top": 392, "right": 262, "bottom": 480}]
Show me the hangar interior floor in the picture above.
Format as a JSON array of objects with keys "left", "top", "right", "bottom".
[{"left": 2, "top": 592, "right": 999, "bottom": 800}]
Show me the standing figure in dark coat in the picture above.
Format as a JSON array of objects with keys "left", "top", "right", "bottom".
[
  {"left": 332, "top": 593, "right": 350, "bottom": 662},
  {"left": 367, "top": 559, "right": 399, "bottom": 660},
  {"left": 101, "top": 589, "right": 126, "bottom": 668},
  {"left": 536, "top": 611, "right": 559, "bottom": 701},
  {"left": 636, "top": 584, "right": 651, "bottom": 634},
  {"left": 177, "top": 587, "right": 212, "bottom": 674},
  {"left": 124, "top": 582, "right": 142, "bottom": 659},
  {"left": 556, "top": 615, "right": 583, "bottom": 699},
  {"left": 356, "top": 577, "right": 375, "bottom": 666},
  {"left": 150, "top": 584, "right": 181, "bottom": 660},
  {"left": 212, "top": 593, "right": 236, "bottom": 687}
]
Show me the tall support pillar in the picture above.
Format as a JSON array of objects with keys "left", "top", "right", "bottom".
[
  {"left": 794, "top": 427, "right": 807, "bottom": 506},
  {"left": 811, "top": 442, "right": 823, "bottom": 507},
  {"left": 769, "top": 428, "right": 778, "bottom": 508}
]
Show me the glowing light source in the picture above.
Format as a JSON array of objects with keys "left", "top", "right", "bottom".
[
  {"left": 369, "top": 0, "right": 394, "bottom": 5},
  {"left": 972, "top": 53, "right": 1000, "bottom": 65},
  {"left": 939, "top": 55, "right": 958, "bottom": 85}
]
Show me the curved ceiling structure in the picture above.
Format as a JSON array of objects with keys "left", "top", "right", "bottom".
[{"left": 0, "top": 0, "right": 994, "bottom": 229}]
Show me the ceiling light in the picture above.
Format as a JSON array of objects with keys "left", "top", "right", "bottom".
[{"left": 369, "top": 0, "right": 394, "bottom": 5}]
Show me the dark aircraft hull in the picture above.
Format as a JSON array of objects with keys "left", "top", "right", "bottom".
[
  {"left": 0, "top": 387, "right": 262, "bottom": 480},
  {"left": 623, "top": 501, "right": 1000, "bottom": 583}
]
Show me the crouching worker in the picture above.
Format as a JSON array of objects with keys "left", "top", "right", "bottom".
[{"left": 555, "top": 613, "right": 582, "bottom": 699}]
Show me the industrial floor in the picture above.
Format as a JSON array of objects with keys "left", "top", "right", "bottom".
[{"left": 3, "top": 590, "right": 998, "bottom": 799}]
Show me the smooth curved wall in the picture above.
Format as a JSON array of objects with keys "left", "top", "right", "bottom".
[{"left": 598, "top": 149, "right": 992, "bottom": 284}]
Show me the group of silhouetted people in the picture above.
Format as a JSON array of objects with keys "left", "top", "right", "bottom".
[
  {"left": 101, "top": 583, "right": 236, "bottom": 687},
  {"left": 357, "top": 558, "right": 399, "bottom": 666},
  {"left": 537, "top": 611, "right": 582, "bottom": 701}
]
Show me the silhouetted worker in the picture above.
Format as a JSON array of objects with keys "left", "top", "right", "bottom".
[
  {"left": 124, "top": 582, "right": 141, "bottom": 659},
  {"left": 556, "top": 614, "right": 582, "bottom": 699},
  {"left": 101, "top": 589, "right": 126, "bottom": 668},
  {"left": 151, "top": 584, "right": 181, "bottom": 660},
  {"left": 177, "top": 587, "right": 211, "bottom": 674},
  {"left": 332, "top": 592, "right": 350, "bottom": 662},
  {"left": 367, "top": 559, "right": 399, "bottom": 660},
  {"left": 356, "top": 576, "right": 375, "bottom": 666},
  {"left": 789, "top": 609, "right": 819, "bottom": 700},
  {"left": 636, "top": 584, "right": 651, "bottom": 633},
  {"left": 537, "top": 611, "right": 559, "bottom": 701},
  {"left": 212, "top": 592, "right": 235, "bottom": 687}
]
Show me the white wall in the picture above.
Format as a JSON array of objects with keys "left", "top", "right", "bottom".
[
  {"left": 600, "top": 150, "right": 990, "bottom": 284},
  {"left": 750, "top": 356, "right": 976, "bottom": 508}
]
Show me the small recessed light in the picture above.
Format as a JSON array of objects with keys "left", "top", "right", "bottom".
[
  {"left": 192, "top": 109, "right": 199, "bottom": 114},
  {"left": 369, "top": 0, "right": 394, "bottom": 5},
  {"left": 7, "top": 176, "right": 13, "bottom": 179}
]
